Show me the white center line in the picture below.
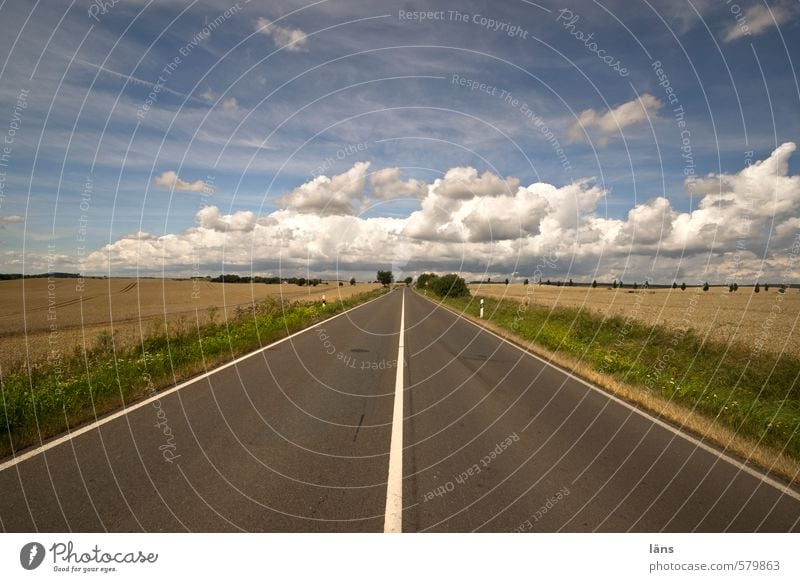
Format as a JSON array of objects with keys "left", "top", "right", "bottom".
[{"left": 384, "top": 289, "right": 405, "bottom": 533}]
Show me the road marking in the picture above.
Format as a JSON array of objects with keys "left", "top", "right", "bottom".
[
  {"left": 419, "top": 292, "right": 800, "bottom": 502},
  {"left": 384, "top": 289, "right": 405, "bottom": 532},
  {"left": 0, "top": 291, "right": 391, "bottom": 474}
]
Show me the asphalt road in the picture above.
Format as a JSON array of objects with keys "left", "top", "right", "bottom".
[{"left": 1, "top": 287, "right": 799, "bottom": 532}]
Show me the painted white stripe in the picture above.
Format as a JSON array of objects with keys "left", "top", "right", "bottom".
[
  {"left": 0, "top": 291, "right": 390, "bottom": 474},
  {"left": 423, "top": 293, "right": 800, "bottom": 503},
  {"left": 384, "top": 289, "right": 405, "bottom": 532}
]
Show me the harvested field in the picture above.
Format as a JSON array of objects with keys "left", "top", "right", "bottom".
[
  {"left": 0, "top": 278, "right": 380, "bottom": 370},
  {"left": 469, "top": 283, "right": 800, "bottom": 357}
]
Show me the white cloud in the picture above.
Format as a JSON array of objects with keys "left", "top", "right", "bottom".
[
  {"left": 84, "top": 144, "right": 800, "bottom": 282},
  {"left": 431, "top": 167, "right": 520, "bottom": 200},
  {"left": 220, "top": 97, "right": 240, "bottom": 113},
  {"left": 0, "top": 215, "right": 24, "bottom": 228},
  {"left": 153, "top": 170, "right": 215, "bottom": 193},
  {"left": 197, "top": 206, "right": 256, "bottom": 232},
  {"left": 568, "top": 94, "right": 662, "bottom": 145},
  {"left": 254, "top": 17, "right": 308, "bottom": 52},
  {"left": 723, "top": 2, "right": 796, "bottom": 43},
  {"left": 278, "top": 161, "right": 370, "bottom": 215},
  {"left": 369, "top": 167, "right": 426, "bottom": 200},
  {"left": 199, "top": 88, "right": 217, "bottom": 102}
]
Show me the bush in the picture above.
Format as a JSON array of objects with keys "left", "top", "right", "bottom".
[{"left": 429, "top": 273, "right": 470, "bottom": 298}]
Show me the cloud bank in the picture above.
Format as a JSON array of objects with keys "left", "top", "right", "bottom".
[{"left": 85, "top": 144, "right": 800, "bottom": 282}]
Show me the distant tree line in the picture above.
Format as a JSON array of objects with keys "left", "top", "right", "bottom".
[
  {"left": 0, "top": 272, "right": 81, "bottom": 280},
  {"left": 208, "top": 274, "right": 324, "bottom": 286}
]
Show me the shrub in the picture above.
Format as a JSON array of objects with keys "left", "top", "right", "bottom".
[{"left": 429, "top": 273, "right": 470, "bottom": 298}]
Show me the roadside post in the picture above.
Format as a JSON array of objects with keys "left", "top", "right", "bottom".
[{"left": 480, "top": 298, "right": 484, "bottom": 319}]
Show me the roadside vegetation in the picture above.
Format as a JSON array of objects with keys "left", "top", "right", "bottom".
[
  {"left": 434, "top": 292, "right": 800, "bottom": 464},
  {"left": 417, "top": 273, "right": 471, "bottom": 298},
  {"left": 0, "top": 288, "right": 386, "bottom": 459}
]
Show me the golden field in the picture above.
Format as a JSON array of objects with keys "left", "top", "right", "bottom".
[
  {"left": 469, "top": 283, "right": 800, "bottom": 357},
  {"left": 0, "top": 277, "right": 380, "bottom": 370}
]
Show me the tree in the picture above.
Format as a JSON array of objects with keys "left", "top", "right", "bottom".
[
  {"left": 681, "top": 282, "right": 686, "bottom": 291},
  {"left": 702, "top": 281, "right": 709, "bottom": 292},
  {"left": 764, "top": 283, "right": 769, "bottom": 292},
  {"left": 672, "top": 281, "right": 677, "bottom": 289},
  {"left": 429, "top": 273, "right": 470, "bottom": 298},
  {"left": 729, "top": 283, "right": 734, "bottom": 292},
  {"left": 377, "top": 270, "right": 394, "bottom": 287},
  {"left": 416, "top": 273, "right": 438, "bottom": 289},
  {"left": 504, "top": 278, "right": 509, "bottom": 285},
  {"left": 754, "top": 282, "right": 760, "bottom": 293},
  {"left": 297, "top": 277, "right": 307, "bottom": 286},
  {"left": 487, "top": 277, "right": 491, "bottom": 284},
  {"left": 592, "top": 280, "right": 597, "bottom": 288},
  {"left": 350, "top": 277, "right": 356, "bottom": 286},
  {"left": 633, "top": 282, "right": 638, "bottom": 290},
  {"left": 733, "top": 283, "right": 738, "bottom": 291},
  {"left": 404, "top": 276, "right": 413, "bottom": 286},
  {"left": 524, "top": 278, "right": 529, "bottom": 285},
  {"left": 568, "top": 279, "right": 573, "bottom": 287},
  {"left": 339, "top": 281, "right": 344, "bottom": 287},
  {"left": 546, "top": 279, "right": 551, "bottom": 286},
  {"left": 612, "top": 280, "right": 618, "bottom": 289}
]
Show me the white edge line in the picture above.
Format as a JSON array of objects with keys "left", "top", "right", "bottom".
[
  {"left": 420, "top": 292, "right": 800, "bottom": 503},
  {"left": 384, "top": 289, "right": 405, "bottom": 532},
  {"left": 0, "top": 290, "right": 391, "bottom": 473}
]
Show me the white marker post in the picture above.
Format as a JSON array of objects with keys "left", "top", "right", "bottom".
[{"left": 480, "top": 298, "right": 484, "bottom": 319}]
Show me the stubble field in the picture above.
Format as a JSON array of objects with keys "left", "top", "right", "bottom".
[
  {"left": 469, "top": 283, "right": 800, "bottom": 357},
  {"left": 0, "top": 277, "right": 380, "bottom": 371}
]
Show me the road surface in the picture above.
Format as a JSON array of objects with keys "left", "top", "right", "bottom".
[{"left": 1, "top": 288, "right": 799, "bottom": 532}]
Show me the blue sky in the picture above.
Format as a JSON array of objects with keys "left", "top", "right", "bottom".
[{"left": 0, "top": 0, "right": 799, "bottom": 282}]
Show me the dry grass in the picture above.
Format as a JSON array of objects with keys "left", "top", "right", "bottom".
[
  {"left": 0, "top": 278, "right": 380, "bottom": 370},
  {"left": 471, "top": 284, "right": 800, "bottom": 357}
]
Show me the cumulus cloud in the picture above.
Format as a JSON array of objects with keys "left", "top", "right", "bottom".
[
  {"left": 431, "top": 167, "right": 520, "bottom": 200},
  {"left": 278, "top": 161, "right": 370, "bottom": 215},
  {"left": 568, "top": 94, "right": 662, "bottom": 145},
  {"left": 220, "top": 97, "right": 240, "bottom": 113},
  {"left": 369, "top": 168, "right": 427, "bottom": 200},
  {"left": 723, "top": 1, "right": 796, "bottom": 43},
  {"left": 153, "top": 170, "right": 214, "bottom": 193},
  {"left": 254, "top": 17, "right": 308, "bottom": 52},
  {"left": 197, "top": 206, "right": 256, "bottom": 232},
  {"left": 85, "top": 144, "right": 800, "bottom": 282},
  {"left": 0, "top": 215, "right": 24, "bottom": 228}
]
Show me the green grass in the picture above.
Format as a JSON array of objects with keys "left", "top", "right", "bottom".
[
  {"left": 437, "top": 292, "right": 800, "bottom": 460},
  {"left": 0, "top": 289, "right": 386, "bottom": 459}
]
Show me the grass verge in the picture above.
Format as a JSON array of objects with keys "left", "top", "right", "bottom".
[
  {"left": 426, "top": 290, "right": 800, "bottom": 484},
  {"left": 0, "top": 288, "right": 387, "bottom": 459}
]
